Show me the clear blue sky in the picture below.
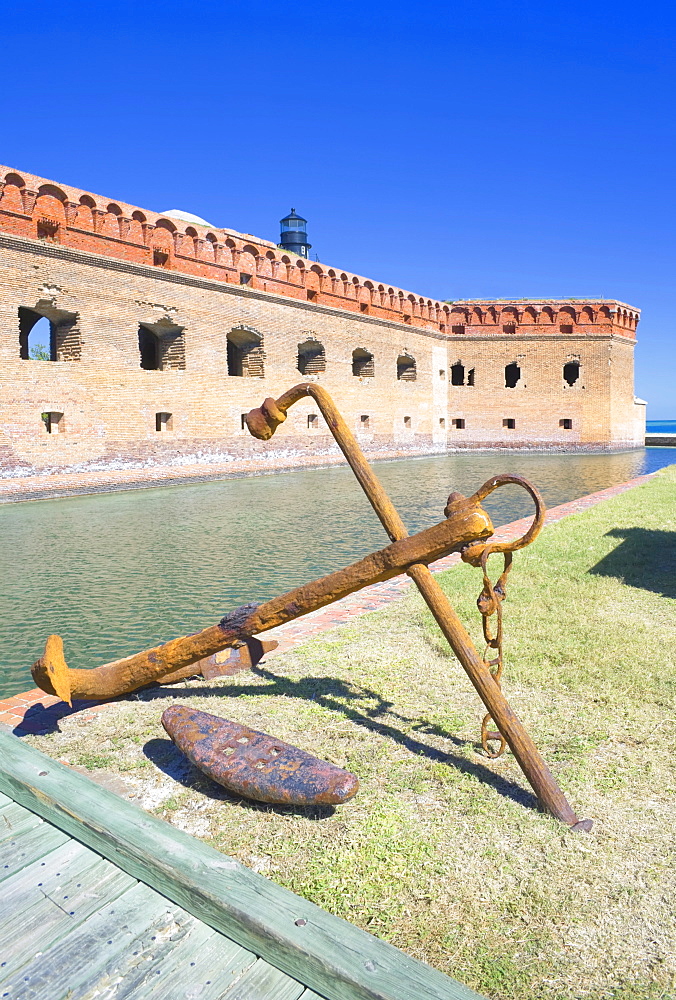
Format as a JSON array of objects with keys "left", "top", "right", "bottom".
[{"left": 3, "top": 1, "right": 674, "bottom": 416}]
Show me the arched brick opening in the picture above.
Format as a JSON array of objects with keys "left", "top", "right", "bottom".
[
  {"left": 352, "top": 348, "right": 374, "bottom": 378},
  {"left": 396, "top": 354, "right": 416, "bottom": 381},
  {"left": 505, "top": 362, "right": 521, "bottom": 388},
  {"left": 138, "top": 320, "right": 186, "bottom": 371},
  {"left": 297, "top": 339, "right": 326, "bottom": 375},
  {"left": 19, "top": 305, "right": 81, "bottom": 362},
  {"left": 227, "top": 327, "right": 265, "bottom": 377},
  {"left": 563, "top": 361, "right": 580, "bottom": 386}
]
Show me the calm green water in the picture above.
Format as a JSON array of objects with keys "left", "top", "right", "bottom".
[{"left": 1, "top": 448, "right": 674, "bottom": 698}]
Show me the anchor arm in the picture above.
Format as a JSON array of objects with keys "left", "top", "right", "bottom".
[{"left": 32, "top": 500, "right": 493, "bottom": 703}]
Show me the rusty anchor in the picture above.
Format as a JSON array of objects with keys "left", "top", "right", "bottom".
[
  {"left": 31, "top": 382, "right": 592, "bottom": 829},
  {"left": 162, "top": 705, "right": 359, "bottom": 806}
]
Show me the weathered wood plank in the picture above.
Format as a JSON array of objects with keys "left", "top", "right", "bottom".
[
  {"left": 221, "top": 958, "right": 306, "bottom": 1000},
  {"left": 0, "top": 821, "right": 68, "bottom": 882},
  {"left": 0, "top": 882, "right": 181, "bottom": 999},
  {"left": 0, "top": 727, "right": 485, "bottom": 1000},
  {"left": 0, "top": 847, "right": 136, "bottom": 984},
  {"left": 95, "top": 921, "right": 257, "bottom": 999},
  {"left": 0, "top": 800, "right": 43, "bottom": 842}
]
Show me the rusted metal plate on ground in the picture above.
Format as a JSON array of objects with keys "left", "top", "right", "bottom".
[{"left": 161, "top": 705, "right": 359, "bottom": 807}]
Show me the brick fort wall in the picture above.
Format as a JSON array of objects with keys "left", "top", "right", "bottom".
[{"left": 0, "top": 166, "right": 645, "bottom": 479}]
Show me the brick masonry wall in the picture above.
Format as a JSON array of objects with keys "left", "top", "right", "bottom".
[{"left": 0, "top": 165, "right": 645, "bottom": 479}]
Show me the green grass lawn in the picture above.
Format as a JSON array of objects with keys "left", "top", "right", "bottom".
[{"left": 27, "top": 465, "right": 676, "bottom": 1000}]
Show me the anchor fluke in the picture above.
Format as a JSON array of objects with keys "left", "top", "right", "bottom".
[{"left": 33, "top": 634, "right": 73, "bottom": 706}]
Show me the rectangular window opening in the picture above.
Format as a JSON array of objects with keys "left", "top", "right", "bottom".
[
  {"left": 360, "top": 414, "right": 370, "bottom": 430},
  {"left": 503, "top": 418, "right": 516, "bottom": 429},
  {"left": 503, "top": 324, "right": 516, "bottom": 335},
  {"left": 359, "top": 302, "right": 369, "bottom": 312},
  {"left": 403, "top": 415, "right": 411, "bottom": 428},
  {"left": 439, "top": 417, "right": 446, "bottom": 429},
  {"left": 451, "top": 418, "right": 465, "bottom": 429},
  {"left": 560, "top": 324, "right": 573, "bottom": 334},
  {"left": 153, "top": 249, "right": 169, "bottom": 267},
  {"left": 156, "top": 411, "right": 173, "bottom": 432},
  {"left": 307, "top": 290, "right": 317, "bottom": 301},
  {"left": 308, "top": 413, "right": 319, "bottom": 429},
  {"left": 439, "top": 369, "right": 446, "bottom": 380},
  {"left": 451, "top": 324, "right": 465, "bottom": 335},
  {"left": 240, "top": 273, "right": 252, "bottom": 285},
  {"left": 560, "top": 418, "right": 573, "bottom": 430},
  {"left": 42, "top": 411, "right": 64, "bottom": 434}
]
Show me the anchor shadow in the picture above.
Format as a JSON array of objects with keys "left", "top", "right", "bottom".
[
  {"left": 590, "top": 527, "right": 676, "bottom": 599},
  {"left": 142, "top": 665, "right": 539, "bottom": 814}
]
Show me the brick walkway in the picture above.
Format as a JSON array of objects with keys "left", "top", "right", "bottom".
[{"left": 0, "top": 472, "right": 653, "bottom": 736}]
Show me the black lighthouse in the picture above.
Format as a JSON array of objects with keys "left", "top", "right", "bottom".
[{"left": 279, "top": 209, "right": 312, "bottom": 258}]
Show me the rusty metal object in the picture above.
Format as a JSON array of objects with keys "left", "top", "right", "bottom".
[
  {"left": 31, "top": 382, "right": 591, "bottom": 829},
  {"left": 33, "top": 635, "right": 278, "bottom": 705},
  {"left": 246, "top": 385, "right": 591, "bottom": 831},
  {"left": 162, "top": 705, "right": 359, "bottom": 806},
  {"left": 32, "top": 494, "right": 494, "bottom": 703}
]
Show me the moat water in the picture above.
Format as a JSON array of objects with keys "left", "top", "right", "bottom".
[{"left": 1, "top": 447, "right": 674, "bottom": 699}]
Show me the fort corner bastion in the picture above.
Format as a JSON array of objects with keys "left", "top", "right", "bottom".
[{"left": 0, "top": 165, "right": 645, "bottom": 484}]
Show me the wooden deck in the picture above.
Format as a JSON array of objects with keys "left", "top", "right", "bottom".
[{"left": 0, "top": 727, "right": 485, "bottom": 1000}]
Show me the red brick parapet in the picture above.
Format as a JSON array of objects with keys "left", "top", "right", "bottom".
[{"left": 0, "top": 165, "right": 639, "bottom": 340}]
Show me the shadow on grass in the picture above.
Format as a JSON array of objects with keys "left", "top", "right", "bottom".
[
  {"left": 143, "top": 736, "right": 336, "bottom": 820},
  {"left": 140, "top": 666, "right": 540, "bottom": 814},
  {"left": 590, "top": 527, "right": 676, "bottom": 598}
]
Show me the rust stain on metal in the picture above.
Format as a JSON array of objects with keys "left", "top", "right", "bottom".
[{"left": 162, "top": 705, "right": 359, "bottom": 806}]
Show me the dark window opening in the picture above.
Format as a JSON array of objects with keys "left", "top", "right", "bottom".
[
  {"left": 403, "top": 314, "right": 412, "bottom": 324},
  {"left": 153, "top": 249, "right": 169, "bottom": 267},
  {"left": 450, "top": 362, "right": 465, "bottom": 386},
  {"left": 308, "top": 413, "right": 319, "bottom": 429},
  {"left": 452, "top": 418, "right": 465, "bottom": 429},
  {"left": 37, "top": 218, "right": 59, "bottom": 241},
  {"left": 359, "top": 302, "right": 368, "bottom": 312},
  {"left": 404, "top": 415, "right": 411, "bottom": 428},
  {"left": 505, "top": 363, "right": 521, "bottom": 388},
  {"left": 19, "top": 307, "right": 81, "bottom": 362},
  {"left": 307, "top": 289, "right": 317, "bottom": 301},
  {"left": 360, "top": 414, "right": 370, "bottom": 430},
  {"left": 240, "top": 273, "right": 252, "bottom": 285},
  {"left": 439, "top": 369, "right": 446, "bottom": 380},
  {"left": 352, "top": 349, "right": 374, "bottom": 377},
  {"left": 396, "top": 355, "right": 416, "bottom": 381},
  {"left": 139, "top": 327, "right": 160, "bottom": 370},
  {"left": 467, "top": 368, "right": 475, "bottom": 386},
  {"left": 503, "top": 418, "right": 516, "bottom": 429},
  {"left": 503, "top": 323, "right": 516, "bottom": 335},
  {"left": 138, "top": 323, "right": 185, "bottom": 371},
  {"left": 297, "top": 340, "right": 326, "bottom": 375},
  {"left": 563, "top": 361, "right": 580, "bottom": 386},
  {"left": 560, "top": 324, "right": 573, "bottom": 334},
  {"left": 227, "top": 328, "right": 265, "bottom": 377},
  {"left": 439, "top": 417, "right": 446, "bottom": 429},
  {"left": 560, "top": 418, "right": 573, "bottom": 429},
  {"left": 42, "top": 411, "right": 64, "bottom": 434},
  {"left": 451, "top": 324, "right": 465, "bottom": 335},
  {"left": 155, "top": 412, "right": 173, "bottom": 432}
]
